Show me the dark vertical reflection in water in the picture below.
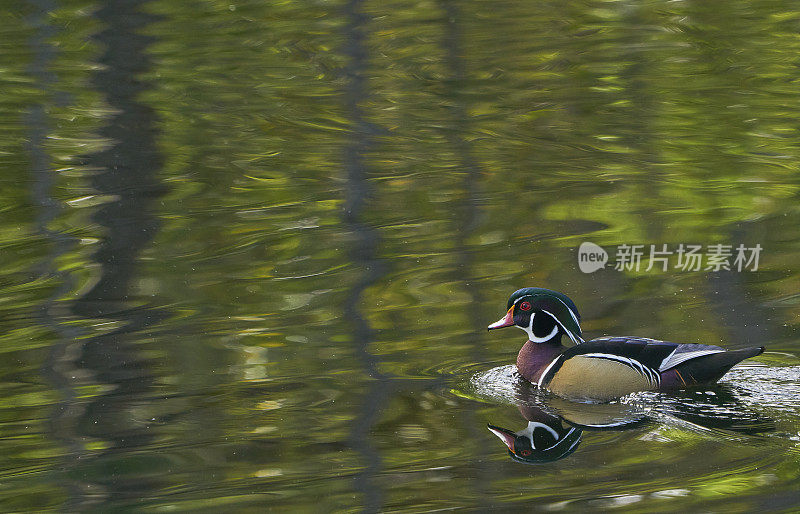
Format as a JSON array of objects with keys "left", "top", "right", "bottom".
[
  {"left": 439, "top": 0, "right": 485, "bottom": 363},
  {"left": 76, "top": 5, "right": 165, "bottom": 306},
  {"left": 438, "top": 0, "right": 492, "bottom": 507},
  {"left": 341, "top": 1, "right": 389, "bottom": 511},
  {"left": 25, "top": 0, "right": 87, "bottom": 507},
  {"left": 707, "top": 223, "right": 774, "bottom": 349},
  {"left": 65, "top": 0, "right": 166, "bottom": 508}
]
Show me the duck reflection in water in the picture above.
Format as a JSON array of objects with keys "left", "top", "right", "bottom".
[
  {"left": 487, "top": 384, "right": 774, "bottom": 464},
  {"left": 487, "top": 405, "right": 582, "bottom": 463},
  {"left": 487, "top": 393, "right": 647, "bottom": 463}
]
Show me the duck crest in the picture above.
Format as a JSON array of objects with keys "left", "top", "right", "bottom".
[{"left": 489, "top": 287, "right": 583, "bottom": 345}]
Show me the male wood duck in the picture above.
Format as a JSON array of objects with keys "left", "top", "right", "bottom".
[{"left": 488, "top": 287, "right": 764, "bottom": 401}]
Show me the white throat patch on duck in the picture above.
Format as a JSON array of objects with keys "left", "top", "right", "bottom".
[{"left": 518, "top": 312, "right": 559, "bottom": 343}]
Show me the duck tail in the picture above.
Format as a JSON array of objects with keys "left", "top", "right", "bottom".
[{"left": 672, "top": 346, "right": 764, "bottom": 386}]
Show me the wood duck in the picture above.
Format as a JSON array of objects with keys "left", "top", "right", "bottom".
[{"left": 488, "top": 287, "right": 765, "bottom": 401}]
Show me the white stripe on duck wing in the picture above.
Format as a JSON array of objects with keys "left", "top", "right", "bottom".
[{"left": 589, "top": 337, "right": 726, "bottom": 372}]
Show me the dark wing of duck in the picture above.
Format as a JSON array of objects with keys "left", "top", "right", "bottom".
[{"left": 541, "top": 336, "right": 763, "bottom": 389}]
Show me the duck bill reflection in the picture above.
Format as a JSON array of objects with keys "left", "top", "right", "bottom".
[
  {"left": 487, "top": 424, "right": 516, "bottom": 451},
  {"left": 487, "top": 307, "right": 515, "bottom": 330}
]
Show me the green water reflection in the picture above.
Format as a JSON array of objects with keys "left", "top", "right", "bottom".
[{"left": 2, "top": 0, "right": 800, "bottom": 510}]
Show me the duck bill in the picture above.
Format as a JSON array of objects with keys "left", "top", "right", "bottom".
[
  {"left": 487, "top": 306, "right": 515, "bottom": 330},
  {"left": 487, "top": 424, "right": 516, "bottom": 451}
]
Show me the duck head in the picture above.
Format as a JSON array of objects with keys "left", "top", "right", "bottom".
[{"left": 487, "top": 287, "right": 583, "bottom": 345}]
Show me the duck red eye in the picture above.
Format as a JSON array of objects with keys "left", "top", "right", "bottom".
[
  {"left": 520, "top": 449, "right": 532, "bottom": 456},
  {"left": 520, "top": 301, "right": 532, "bottom": 311}
]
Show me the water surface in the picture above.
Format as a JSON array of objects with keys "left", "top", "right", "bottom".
[{"left": 2, "top": 0, "right": 800, "bottom": 511}]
